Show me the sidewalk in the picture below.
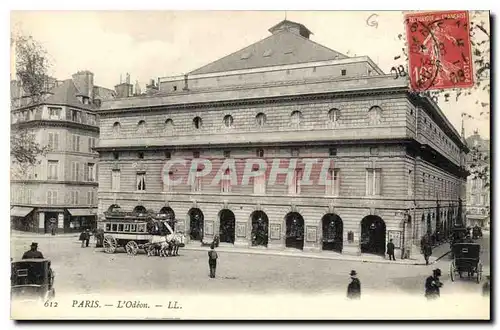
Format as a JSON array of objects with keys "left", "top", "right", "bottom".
[
  {"left": 182, "top": 242, "right": 451, "bottom": 266},
  {"left": 10, "top": 230, "right": 79, "bottom": 239}
]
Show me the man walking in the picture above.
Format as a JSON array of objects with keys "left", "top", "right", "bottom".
[
  {"left": 347, "top": 270, "right": 361, "bottom": 300},
  {"left": 423, "top": 241, "right": 433, "bottom": 265},
  {"left": 22, "top": 242, "right": 44, "bottom": 259},
  {"left": 208, "top": 243, "right": 218, "bottom": 278},
  {"left": 482, "top": 275, "right": 490, "bottom": 297},
  {"left": 387, "top": 239, "right": 396, "bottom": 261},
  {"left": 425, "top": 268, "right": 443, "bottom": 300}
]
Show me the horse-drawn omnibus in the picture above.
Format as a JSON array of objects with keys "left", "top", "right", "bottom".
[{"left": 99, "top": 210, "right": 185, "bottom": 256}]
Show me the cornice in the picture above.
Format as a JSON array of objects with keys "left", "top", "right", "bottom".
[
  {"left": 11, "top": 119, "right": 99, "bottom": 132},
  {"left": 11, "top": 180, "right": 99, "bottom": 186}
]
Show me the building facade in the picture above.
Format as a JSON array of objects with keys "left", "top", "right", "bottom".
[
  {"left": 465, "top": 131, "right": 490, "bottom": 228},
  {"left": 96, "top": 20, "right": 468, "bottom": 258},
  {"left": 10, "top": 71, "right": 115, "bottom": 233}
]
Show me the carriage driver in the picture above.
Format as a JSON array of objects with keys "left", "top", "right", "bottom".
[{"left": 22, "top": 242, "right": 44, "bottom": 259}]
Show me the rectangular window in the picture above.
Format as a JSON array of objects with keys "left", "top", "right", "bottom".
[
  {"left": 130, "top": 224, "right": 137, "bottom": 232},
  {"left": 329, "top": 148, "right": 337, "bottom": 157},
  {"left": 223, "top": 150, "right": 231, "bottom": 158},
  {"left": 112, "top": 224, "right": 118, "bottom": 231},
  {"left": 289, "top": 168, "right": 303, "bottom": 195},
  {"left": 253, "top": 172, "right": 266, "bottom": 195},
  {"left": 87, "top": 191, "right": 95, "bottom": 205},
  {"left": 87, "top": 163, "right": 95, "bottom": 182},
  {"left": 221, "top": 169, "right": 231, "bottom": 193},
  {"left": 326, "top": 168, "right": 340, "bottom": 196},
  {"left": 27, "top": 189, "right": 33, "bottom": 204},
  {"left": 71, "top": 109, "right": 81, "bottom": 123},
  {"left": 72, "top": 162, "right": 80, "bottom": 181},
  {"left": 136, "top": 172, "right": 146, "bottom": 191},
  {"left": 341, "top": 69, "right": 347, "bottom": 76},
  {"left": 124, "top": 224, "right": 130, "bottom": 232},
  {"left": 48, "top": 133, "right": 59, "bottom": 151},
  {"left": 47, "top": 191, "right": 58, "bottom": 205},
  {"left": 47, "top": 160, "right": 59, "bottom": 180},
  {"left": 408, "top": 170, "right": 414, "bottom": 196},
  {"left": 105, "top": 223, "right": 111, "bottom": 231},
  {"left": 366, "top": 168, "right": 381, "bottom": 196},
  {"left": 164, "top": 171, "right": 173, "bottom": 192},
  {"left": 72, "top": 135, "right": 81, "bottom": 152},
  {"left": 111, "top": 169, "right": 121, "bottom": 191},
  {"left": 118, "top": 224, "right": 124, "bottom": 232},
  {"left": 71, "top": 191, "right": 79, "bottom": 205},
  {"left": 192, "top": 169, "right": 202, "bottom": 192},
  {"left": 193, "top": 151, "right": 200, "bottom": 158},
  {"left": 48, "top": 107, "right": 61, "bottom": 119}
]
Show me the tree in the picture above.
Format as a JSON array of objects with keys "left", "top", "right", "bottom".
[{"left": 11, "top": 33, "right": 51, "bottom": 177}]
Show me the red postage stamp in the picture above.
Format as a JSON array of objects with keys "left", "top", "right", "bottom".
[{"left": 405, "top": 10, "right": 474, "bottom": 92}]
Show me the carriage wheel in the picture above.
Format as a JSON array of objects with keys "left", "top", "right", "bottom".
[
  {"left": 450, "top": 261, "right": 455, "bottom": 282},
  {"left": 125, "top": 241, "right": 139, "bottom": 256},
  {"left": 103, "top": 235, "right": 117, "bottom": 254},
  {"left": 477, "top": 263, "right": 483, "bottom": 284}
]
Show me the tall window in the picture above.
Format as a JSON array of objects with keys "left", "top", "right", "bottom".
[
  {"left": 164, "top": 171, "right": 173, "bottom": 192},
  {"left": 136, "top": 172, "right": 146, "bottom": 191},
  {"left": 366, "top": 168, "right": 381, "bottom": 196},
  {"left": 193, "top": 117, "right": 202, "bottom": 129},
  {"left": 256, "top": 148, "right": 264, "bottom": 158},
  {"left": 111, "top": 170, "right": 121, "bottom": 191},
  {"left": 47, "top": 160, "right": 59, "bottom": 180},
  {"left": 223, "top": 115, "right": 234, "bottom": 128},
  {"left": 87, "top": 191, "right": 95, "bottom": 205},
  {"left": 290, "top": 111, "right": 303, "bottom": 127},
  {"left": 408, "top": 170, "right": 414, "bottom": 196},
  {"left": 328, "top": 108, "right": 340, "bottom": 125},
  {"left": 86, "top": 163, "right": 95, "bottom": 182},
  {"left": 47, "top": 191, "right": 58, "bottom": 205},
  {"left": 192, "top": 169, "right": 202, "bottom": 192},
  {"left": 48, "top": 133, "right": 59, "bottom": 151},
  {"left": 256, "top": 113, "right": 267, "bottom": 127},
  {"left": 71, "top": 162, "right": 80, "bottom": 181},
  {"left": 112, "top": 122, "right": 121, "bottom": 135},
  {"left": 72, "top": 135, "right": 81, "bottom": 152},
  {"left": 289, "top": 168, "right": 303, "bottom": 195},
  {"left": 71, "top": 109, "right": 81, "bottom": 122},
  {"left": 71, "top": 191, "right": 79, "bottom": 205},
  {"left": 88, "top": 137, "right": 96, "bottom": 153},
  {"left": 137, "top": 120, "right": 146, "bottom": 134},
  {"left": 326, "top": 168, "right": 340, "bottom": 196},
  {"left": 368, "top": 106, "right": 382, "bottom": 125},
  {"left": 253, "top": 171, "right": 266, "bottom": 195},
  {"left": 165, "top": 119, "right": 174, "bottom": 135},
  {"left": 221, "top": 169, "right": 231, "bottom": 193}
]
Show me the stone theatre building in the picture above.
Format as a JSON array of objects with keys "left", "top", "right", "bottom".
[{"left": 96, "top": 20, "right": 468, "bottom": 258}]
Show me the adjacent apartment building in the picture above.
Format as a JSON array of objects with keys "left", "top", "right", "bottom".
[
  {"left": 95, "top": 20, "right": 468, "bottom": 258},
  {"left": 10, "top": 71, "right": 115, "bottom": 233},
  {"left": 465, "top": 131, "right": 490, "bottom": 229}
]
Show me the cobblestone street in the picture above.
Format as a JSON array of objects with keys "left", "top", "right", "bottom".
[{"left": 11, "top": 232, "right": 490, "bottom": 298}]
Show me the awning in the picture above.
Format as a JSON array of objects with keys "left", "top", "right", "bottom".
[
  {"left": 68, "top": 209, "right": 96, "bottom": 217},
  {"left": 10, "top": 207, "right": 34, "bottom": 217}
]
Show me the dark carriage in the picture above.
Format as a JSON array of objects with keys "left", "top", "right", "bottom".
[
  {"left": 449, "top": 243, "right": 483, "bottom": 283},
  {"left": 11, "top": 259, "right": 55, "bottom": 304}
]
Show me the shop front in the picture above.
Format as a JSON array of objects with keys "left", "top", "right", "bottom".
[
  {"left": 68, "top": 208, "right": 97, "bottom": 232},
  {"left": 10, "top": 206, "right": 36, "bottom": 232}
]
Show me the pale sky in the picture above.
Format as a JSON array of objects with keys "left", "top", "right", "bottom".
[{"left": 10, "top": 10, "right": 490, "bottom": 138}]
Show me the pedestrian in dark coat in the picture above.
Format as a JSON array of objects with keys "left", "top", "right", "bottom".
[
  {"left": 22, "top": 242, "right": 44, "bottom": 259},
  {"left": 425, "top": 268, "right": 443, "bottom": 300},
  {"left": 208, "top": 243, "right": 218, "bottom": 278},
  {"left": 423, "top": 242, "right": 432, "bottom": 265},
  {"left": 85, "top": 229, "right": 91, "bottom": 247},
  {"left": 387, "top": 239, "right": 396, "bottom": 261},
  {"left": 482, "top": 275, "right": 490, "bottom": 297},
  {"left": 347, "top": 270, "right": 361, "bottom": 299}
]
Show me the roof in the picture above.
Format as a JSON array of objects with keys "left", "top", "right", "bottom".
[
  {"left": 189, "top": 28, "right": 348, "bottom": 75},
  {"left": 43, "top": 79, "right": 92, "bottom": 110}
]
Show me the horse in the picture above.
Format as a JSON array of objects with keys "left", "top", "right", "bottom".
[{"left": 166, "top": 232, "right": 185, "bottom": 256}]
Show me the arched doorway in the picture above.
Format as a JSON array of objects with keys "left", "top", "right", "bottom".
[
  {"left": 321, "top": 214, "right": 343, "bottom": 253},
  {"left": 219, "top": 209, "right": 235, "bottom": 244},
  {"left": 285, "top": 212, "right": 304, "bottom": 250},
  {"left": 360, "top": 215, "right": 386, "bottom": 255},
  {"left": 133, "top": 205, "right": 147, "bottom": 214},
  {"left": 188, "top": 208, "right": 204, "bottom": 241},
  {"left": 159, "top": 207, "right": 176, "bottom": 231},
  {"left": 251, "top": 211, "right": 269, "bottom": 247}
]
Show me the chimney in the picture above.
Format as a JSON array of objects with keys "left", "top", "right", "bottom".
[
  {"left": 114, "top": 73, "right": 134, "bottom": 98},
  {"left": 72, "top": 71, "right": 94, "bottom": 99},
  {"left": 183, "top": 74, "right": 189, "bottom": 91}
]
